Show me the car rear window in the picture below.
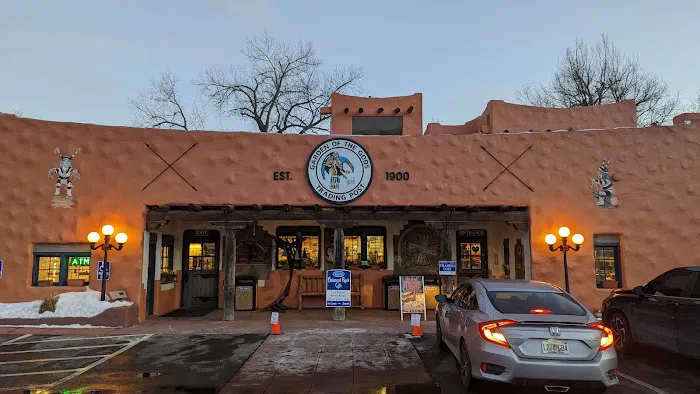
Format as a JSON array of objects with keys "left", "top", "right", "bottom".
[{"left": 486, "top": 291, "right": 587, "bottom": 316}]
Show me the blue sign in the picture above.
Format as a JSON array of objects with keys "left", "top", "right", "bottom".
[
  {"left": 97, "top": 261, "right": 111, "bottom": 281},
  {"left": 326, "top": 269, "right": 351, "bottom": 307},
  {"left": 0, "top": 259, "right": 3, "bottom": 280},
  {"left": 439, "top": 260, "right": 456, "bottom": 276}
]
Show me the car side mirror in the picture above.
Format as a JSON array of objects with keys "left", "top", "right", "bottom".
[
  {"left": 435, "top": 294, "right": 451, "bottom": 303},
  {"left": 633, "top": 286, "right": 645, "bottom": 296}
]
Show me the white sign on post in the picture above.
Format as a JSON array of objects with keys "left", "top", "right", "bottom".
[
  {"left": 270, "top": 311, "right": 279, "bottom": 325},
  {"left": 411, "top": 313, "right": 421, "bottom": 326},
  {"left": 438, "top": 261, "right": 457, "bottom": 276}
]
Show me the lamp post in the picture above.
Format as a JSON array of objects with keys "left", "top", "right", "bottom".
[
  {"left": 545, "top": 227, "right": 584, "bottom": 293},
  {"left": 88, "top": 225, "right": 128, "bottom": 301}
]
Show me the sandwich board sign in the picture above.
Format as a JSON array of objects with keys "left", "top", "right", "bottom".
[
  {"left": 439, "top": 260, "right": 456, "bottom": 276},
  {"left": 97, "top": 261, "right": 111, "bottom": 281},
  {"left": 399, "top": 275, "right": 427, "bottom": 321},
  {"left": 326, "top": 269, "right": 351, "bottom": 307}
]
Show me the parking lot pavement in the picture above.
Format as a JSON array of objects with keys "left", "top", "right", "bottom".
[
  {"left": 0, "top": 333, "right": 266, "bottom": 393},
  {"left": 412, "top": 333, "right": 700, "bottom": 394}
]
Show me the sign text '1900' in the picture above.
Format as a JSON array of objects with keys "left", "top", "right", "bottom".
[{"left": 385, "top": 172, "right": 410, "bottom": 181}]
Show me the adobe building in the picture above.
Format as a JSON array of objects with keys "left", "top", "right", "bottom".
[{"left": 1, "top": 92, "right": 699, "bottom": 322}]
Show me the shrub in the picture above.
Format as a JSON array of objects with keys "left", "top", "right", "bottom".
[{"left": 39, "top": 294, "right": 59, "bottom": 314}]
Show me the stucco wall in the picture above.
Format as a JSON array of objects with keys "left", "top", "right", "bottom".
[{"left": 1, "top": 113, "right": 699, "bottom": 317}]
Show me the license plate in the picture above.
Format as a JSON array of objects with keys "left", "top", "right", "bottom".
[{"left": 542, "top": 339, "right": 569, "bottom": 354}]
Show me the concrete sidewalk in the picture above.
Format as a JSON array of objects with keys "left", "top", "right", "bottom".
[{"left": 0, "top": 309, "right": 436, "bottom": 336}]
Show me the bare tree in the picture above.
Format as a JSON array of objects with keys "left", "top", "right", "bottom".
[
  {"left": 130, "top": 71, "right": 205, "bottom": 130},
  {"left": 516, "top": 35, "right": 680, "bottom": 126},
  {"left": 691, "top": 89, "right": 700, "bottom": 113},
  {"left": 197, "top": 33, "right": 363, "bottom": 134}
]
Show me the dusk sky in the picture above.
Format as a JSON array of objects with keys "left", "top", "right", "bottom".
[{"left": 2, "top": 0, "right": 699, "bottom": 130}]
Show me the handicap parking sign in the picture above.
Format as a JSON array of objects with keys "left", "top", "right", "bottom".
[
  {"left": 0, "top": 259, "right": 3, "bottom": 280},
  {"left": 97, "top": 261, "right": 111, "bottom": 281}
]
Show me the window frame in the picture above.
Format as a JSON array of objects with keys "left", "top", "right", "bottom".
[
  {"left": 275, "top": 226, "right": 322, "bottom": 269},
  {"left": 33, "top": 251, "right": 91, "bottom": 287},
  {"left": 343, "top": 226, "right": 387, "bottom": 268},
  {"left": 160, "top": 235, "right": 175, "bottom": 272},
  {"left": 593, "top": 235, "right": 623, "bottom": 289}
]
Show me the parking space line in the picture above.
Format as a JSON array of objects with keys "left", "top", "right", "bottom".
[
  {"left": 0, "top": 369, "right": 83, "bottom": 378},
  {"left": 0, "top": 334, "right": 32, "bottom": 346},
  {"left": 0, "top": 343, "right": 127, "bottom": 355},
  {"left": 0, "top": 355, "right": 110, "bottom": 365},
  {"left": 7, "top": 334, "right": 148, "bottom": 345},
  {"left": 618, "top": 371, "right": 670, "bottom": 394},
  {"left": 47, "top": 334, "right": 153, "bottom": 389}
]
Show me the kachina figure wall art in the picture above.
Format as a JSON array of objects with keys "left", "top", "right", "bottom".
[
  {"left": 589, "top": 159, "right": 618, "bottom": 208},
  {"left": 48, "top": 147, "right": 81, "bottom": 208}
]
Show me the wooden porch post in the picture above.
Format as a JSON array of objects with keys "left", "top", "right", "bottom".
[
  {"left": 333, "top": 227, "right": 345, "bottom": 321},
  {"left": 210, "top": 217, "right": 250, "bottom": 322}
]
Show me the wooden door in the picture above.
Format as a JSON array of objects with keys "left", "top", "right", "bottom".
[{"left": 182, "top": 230, "right": 220, "bottom": 308}]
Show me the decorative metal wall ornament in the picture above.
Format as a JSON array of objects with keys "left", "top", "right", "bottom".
[
  {"left": 398, "top": 225, "right": 441, "bottom": 275},
  {"left": 589, "top": 159, "right": 618, "bottom": 208},
  {"left": 142, "top": 142, "right": 198, "bottom": 191},
  {"left": 49, "top": 147, "right": 81, "bottom": 208},
  {"left": 481, "top": 145, "right": 534, "bottom": 192}
]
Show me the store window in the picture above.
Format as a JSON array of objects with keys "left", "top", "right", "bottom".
[
  {"left": 276, "top": 226, "right": 321, "bottom": 269},
  {"left": 33, "top": 244, "right": 91, "bottom": 286},
  {"left": 594, "top": 235, "right": 622, "bottom": 289},
  {"left": 343, "top": 227, "right": 386, "bottom": 269},
  {"left": 160, "top": 235, "right": 174, "bottom": 271}
]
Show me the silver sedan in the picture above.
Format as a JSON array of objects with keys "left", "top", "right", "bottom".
[{"left": 435, "top": 279, "right": 618, "bottom": 393}]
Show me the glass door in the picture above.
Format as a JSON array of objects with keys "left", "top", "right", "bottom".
[{"left": 457, "top": 229, "right": 488, "bottom": 282}]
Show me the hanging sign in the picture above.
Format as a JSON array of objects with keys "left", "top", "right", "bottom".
[
  {"left": 326, "top": 269, "right": 352, "bottom": 307},
  {"left": 399, "top": 276, "right": 427, "bottom": 321},
  {"left": 307, "top": 138, "right": 373, "bottom": 204},
  {"left": 97, "top": 261, "right": 111, "bottom": 281},
  {"left": 438, "top": 261, "right": 457, "bottom": 276}
]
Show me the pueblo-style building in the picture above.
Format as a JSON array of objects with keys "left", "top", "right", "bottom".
[{"left": 2, "top": 92, "right": 699, "bottom": 322}]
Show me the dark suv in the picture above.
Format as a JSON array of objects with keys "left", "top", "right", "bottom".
[{"left": 602, "top": 267, "right": 700, "bottom": 358}]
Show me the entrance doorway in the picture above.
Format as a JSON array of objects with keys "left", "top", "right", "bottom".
[
  {"left": 457, "top": 229, "right": 488, "bottom": 282},
  {"left": 181, "top": 229, "right": 220, "bottom": 308}
]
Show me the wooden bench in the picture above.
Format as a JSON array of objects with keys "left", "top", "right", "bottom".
[{"left": 298, "top": 272, "right": 364, "bottom": 310}]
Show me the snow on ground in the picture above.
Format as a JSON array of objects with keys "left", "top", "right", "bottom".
[
  {"left": 0, "top": 288, "right": 132, "bottom": 319},
  {"left": 0, "top": 324, "right": 114, "bottom": 328}
]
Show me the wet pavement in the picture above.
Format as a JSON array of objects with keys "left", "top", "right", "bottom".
[
  {"left": 0, "top": 333, "right": 265, "bottom": 393},
  {"left": 221, "top": 328, "right": 437, "bottom": 393},
  {"left": 2, "top": 323, "right": 700, "bottom": 393},
  {"left": 412, "top": 333, "right": 700, "bottom": 393}
]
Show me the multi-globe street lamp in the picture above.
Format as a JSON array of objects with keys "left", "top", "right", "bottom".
[
  {"left": 87, "top": 225, "right": 128, "bottom": 301},
  {"left": 545, "top": 226, "right": 584, "bottom": 293}
]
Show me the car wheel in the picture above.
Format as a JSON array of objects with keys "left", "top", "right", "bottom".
[
  {"left": 436, "top": 316, "right": 446, "bottom": 348},
  {"left": 459, "top": 340, "right": 477, "bottom": 389},
  {"left": 610, "top": 312, "right": 634, "bottom": 353}
]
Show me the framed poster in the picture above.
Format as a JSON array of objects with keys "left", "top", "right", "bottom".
[{"left": 399, "top": 275, "right": 426, "bottom": 321}]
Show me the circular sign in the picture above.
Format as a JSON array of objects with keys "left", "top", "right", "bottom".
[{"left": 307, "top": 138, "right": 373, "bottom": 204}]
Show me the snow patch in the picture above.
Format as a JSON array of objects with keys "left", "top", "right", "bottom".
[
  {"left": 0, "top": 288, "right": 132, "bottom": 319},
  {"left": 0, "top": 324, "right": 114, "bottom": 328}
]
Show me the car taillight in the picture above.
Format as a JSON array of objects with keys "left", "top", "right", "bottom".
[
  {"left": 588, "top": 323, "right": 614, "bottom": 351},
  {"left": 478, "top": 320, "right": 517, "bottom": 348}
]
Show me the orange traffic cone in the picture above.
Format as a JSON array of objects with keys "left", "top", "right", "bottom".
[
  {"left": 271, "top": 312, "right": 282, "bottom": 335},
  {"left": 410, "top": 314, "right": 423, "bottom": 337}
]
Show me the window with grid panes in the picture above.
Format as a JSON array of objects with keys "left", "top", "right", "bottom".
[
  {"left": 343, "top": 227, "right": 386, "bottom": 269},
  {"left": 33, "top": 244, "right": 91, "bottom": 286},
  {"left": 594, "top": 235, "right": 622, "bottom": 288},
  {"left": 276, "top": 227, "right": 321, "bottom": 269}
]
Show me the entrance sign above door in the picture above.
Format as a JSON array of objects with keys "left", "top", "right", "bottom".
[
  {"left": 307, "top": 138, "right": 373, "bottom": 204},
  {"left": 326, "top": 269, "right": 351, "bottom": 307},
  {"left": 438, "top": 261, "right": 456, "bottom": 276}
]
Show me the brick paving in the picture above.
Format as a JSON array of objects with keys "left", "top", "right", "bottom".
[{"left": 221, "top": 328, "right": 434, "bottom": 394}]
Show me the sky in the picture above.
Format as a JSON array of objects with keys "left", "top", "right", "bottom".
[{"left": 2, "top": 0, "right": 700, "bottom": 131}]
